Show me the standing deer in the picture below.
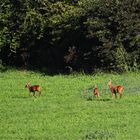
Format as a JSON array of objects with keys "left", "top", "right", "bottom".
[
  {"left": 108, "top": 80, "right": 123, "bottom": 99},
  {"left": 25, "top": 82, "right": 41, "bottom": 97},
  {"left": 93, "top": 85, "right": 100, "bottom": 98}
]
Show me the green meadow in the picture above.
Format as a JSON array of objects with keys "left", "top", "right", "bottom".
[{"left": 0, "top": 70, "right": 140, "bottom": 140}]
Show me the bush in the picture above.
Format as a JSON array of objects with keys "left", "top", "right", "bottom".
[{"left": 0, "top": 0, "right": 140, "bottom": 73}]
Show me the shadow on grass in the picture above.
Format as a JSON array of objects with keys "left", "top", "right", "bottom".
[
  {"left": 11, "top": 96, "right": 30, "bottom": 99},
  {"left": 12, "top": 94, "right": 45, "bottom": 99},
  {"left": 86, "top": 98, "right": 111, "bottom": 102}
]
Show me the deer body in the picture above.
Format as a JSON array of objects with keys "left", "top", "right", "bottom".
[
  {"left": 93, "top": 86, "right": 100, "bottom": 97},
  {"left": 108, "top": 80, "right": 123, "bottom": 98},
  {"left": 25, "top": 83, "right": 41, "bottom": 97}
]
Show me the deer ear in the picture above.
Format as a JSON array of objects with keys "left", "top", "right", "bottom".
[
  {"left": 26, "top": 81, "right": 30, "bottom": 84},
  {"left": 108, "top": 80, "right": 111, "bottom": 85},
  {"left": 95, "top": 85, "right": 97, "bottom": 88}
]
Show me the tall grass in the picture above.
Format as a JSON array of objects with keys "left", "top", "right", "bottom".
[{"left": 0, "top": 69, "right": 140, "bottom": 140}]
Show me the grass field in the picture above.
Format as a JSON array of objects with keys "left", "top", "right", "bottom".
[{"left": 0, "top": 69, "right": 140, "bottom": 140}]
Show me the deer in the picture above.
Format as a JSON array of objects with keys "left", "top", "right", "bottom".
[
  {"left": 93, "top": 85, "right": 100, "bottom": 98},
  {"left": 108, "top": 80, "right": 123, "bottom": 99},
  {"left": 25, "top": 82, "right": 41, "bottom": 97}
]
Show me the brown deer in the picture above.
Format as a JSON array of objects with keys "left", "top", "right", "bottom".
[
  {"left": 25, "top": 82, "right": 41, "bottom": 97},
  {"left": 108, "top": 80, "right": 123, "bottom": 99},
  {"left": 93, "top": 85, "right": 100, "bottom": 98}
]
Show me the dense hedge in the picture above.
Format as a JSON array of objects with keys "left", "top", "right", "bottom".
[{"left": 0, "top": 0, "right": 140, "bottom": 73}]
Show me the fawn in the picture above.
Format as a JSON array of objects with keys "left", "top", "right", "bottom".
[
  {"left": 108, "top": 80, "right": 123, "bottom": 99},
  {"left": 93, "top": 85, "right": 100, "bottom": 97},
  {"left": 25, "top": 82, "right": 41, "bottom": 97}
]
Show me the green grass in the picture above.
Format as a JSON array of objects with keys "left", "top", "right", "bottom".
[{"left": 0, "top": 69, "right": 140, "bottom": 140}]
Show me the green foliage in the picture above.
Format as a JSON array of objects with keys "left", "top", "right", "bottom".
[
  {"left": 79, "top": 0, "right": 140, "bottom": 72},
  {"left": 82, "top": 130, "right": 114, "bottom": 140},
  {"left": 114, "top": 46, "right": 130, "bottom": 72},
  {"left": 0, "top": 0, "right": 140, "bottom": 72}
]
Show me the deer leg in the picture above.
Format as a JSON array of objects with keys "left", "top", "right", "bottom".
[
  {"left": 112, "top": 93, "right": 115, "bottom": 99},
  {"left": 33, "top": 92, "right": 36, "bottom": 98},
  {"left": 115, "top": 93, "right": 117, "bottom": 99},
  {"left": 119, "top": 93, "right": 122, "bottom": 99},
  {"left": 39, "top": 91, "right": 41, "bottom": 96},
  {"left": 29, "top": 92, "right": 32, "bottom": 97}
]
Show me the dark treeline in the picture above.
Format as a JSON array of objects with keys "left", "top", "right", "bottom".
[{"left": 0, "top": 0, "right": 140, "bottom": 73}]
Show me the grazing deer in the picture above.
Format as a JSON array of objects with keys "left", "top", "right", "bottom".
[
  {"left": 108, "top": 80, "right": 123, "bottom": 99},
  {"left": 25, "top": 82, "right": 41, "bottom": 97},
  {"left": 93, "top": 85, "right": 100, "bottom": 97}
]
